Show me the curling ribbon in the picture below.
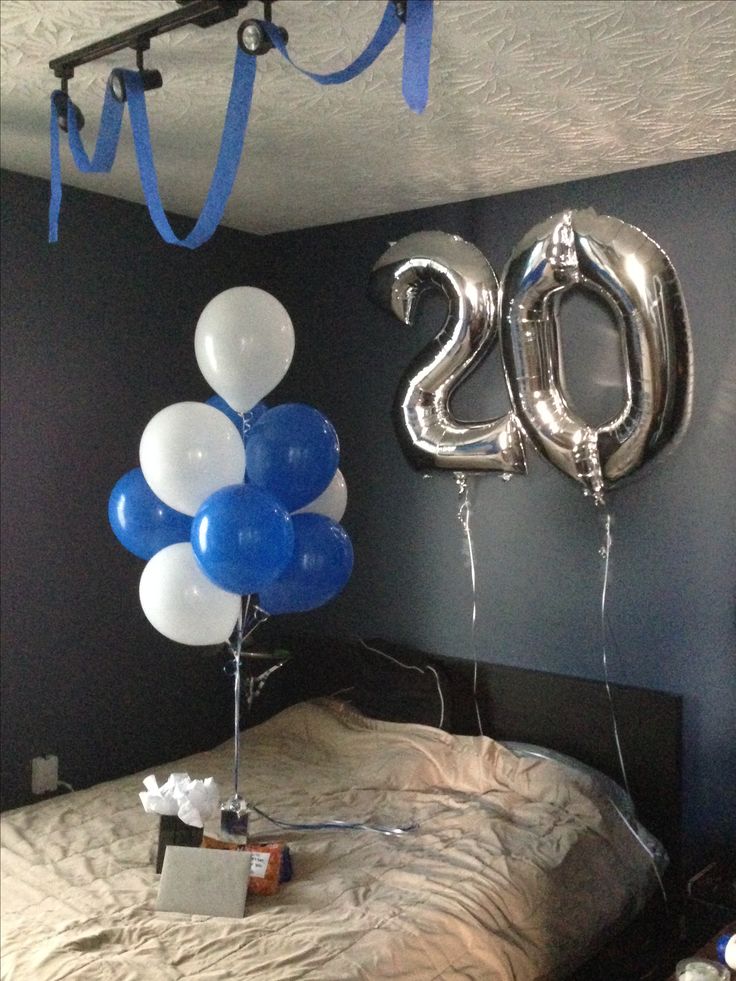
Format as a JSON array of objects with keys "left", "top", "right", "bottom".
[{"left": 49, "top": 0, "right": 433, "bottom": 248}]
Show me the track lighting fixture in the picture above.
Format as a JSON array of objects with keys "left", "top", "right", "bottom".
[{"left": 48, "top": 0, "right": 434, "bottom": 248}]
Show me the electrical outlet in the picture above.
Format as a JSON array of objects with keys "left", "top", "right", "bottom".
[{"left": 31, "top": 754, "right": 58, "bottom": 795}]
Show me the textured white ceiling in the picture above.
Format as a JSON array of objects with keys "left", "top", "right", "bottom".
[{"left": 1, "top": 0, "right": 735, "bottom": 235}]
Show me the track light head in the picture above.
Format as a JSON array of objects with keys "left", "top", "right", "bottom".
[
  {"left": 108, "top": 68, "right": 163, "bottom": 104},
  {"left": 52, "top": 91, "right": 85, "bottom": 132}
]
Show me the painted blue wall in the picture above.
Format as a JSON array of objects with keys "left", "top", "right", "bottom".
[
  {"left": 253, "top": 152, "right": 736, "bottom": 869},
  {"left": 1, "top": 153, "right": 734, "bottom": 872}
]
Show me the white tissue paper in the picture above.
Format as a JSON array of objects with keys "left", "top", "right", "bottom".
[{"left": 139, "top": 773, "right": 220, "bottom": 828}]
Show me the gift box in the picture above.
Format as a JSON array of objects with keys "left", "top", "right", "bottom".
[
  {"left": 156, "top": 814, "right": 204, "bottom": 874},
  {"left": 139, "top": 772, "right": 219, "bottom": 873}
]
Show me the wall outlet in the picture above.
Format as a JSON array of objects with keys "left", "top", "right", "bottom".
[{"left": 31, "top": 754, "right": 58, "bottom": 795}]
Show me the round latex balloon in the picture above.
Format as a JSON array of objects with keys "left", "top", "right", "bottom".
[
  {"left": 139, "top": 402, "right": 246, "bottom": 517},
  {"left": 139, "top": 542, "right": 240, "bottom": 646},
  {"left": 191, "top": 484, "right": 294, "bottom": 595},
  {"left": 258, "top": 514, "right": 353, "bottom": 615},
  {"left": 194, "top": 287, "right": 295, "bottom": 413},
  {"left": 245, "top": 404, "right": 339, "bottom": 512},
  {"left": 294, "top": 468, "right": 347, "bottom": 522},
  {"left": 108, "top": 467, "right": 191, "bottom": 560},
  {"left": 206, "top": 395, "right": 268, "bottom": 445}
]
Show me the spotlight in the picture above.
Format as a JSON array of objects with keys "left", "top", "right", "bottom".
[
  {"left": 52, "top": 91, "right": 85, "bottom": 132},
  {"left": 237, "top": 18, "right": 288, "bottom": 56},
  {"left": 108, "top": 68, "right": 163, "bottom": 104}
]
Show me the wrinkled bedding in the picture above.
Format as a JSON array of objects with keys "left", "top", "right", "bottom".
[{"left": 1, "top": 700, "right": 657, "bottom": 981}]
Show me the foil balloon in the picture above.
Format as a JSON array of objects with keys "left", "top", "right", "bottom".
[
  {"left": 368, "top": 231, "right": 526, "bottom": 473},
  {"left": 500, "top": 209, "right": 692, "bottom": 501}
]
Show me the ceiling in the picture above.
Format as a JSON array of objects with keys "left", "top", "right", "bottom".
[{"left": 1, "top": 0, "right": 735, "bottom": 235}]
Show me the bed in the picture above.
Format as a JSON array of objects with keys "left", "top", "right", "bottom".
[{"left": 0, "top": 634, "right": 682, "bottom": 981}]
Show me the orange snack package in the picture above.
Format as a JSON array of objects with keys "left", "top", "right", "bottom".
[{"left": 201, "top": 836, "right": 288, "bottom": 896}]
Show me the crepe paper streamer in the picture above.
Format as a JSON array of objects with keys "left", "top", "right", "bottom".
[
  {"left": 261, "top": 0, "right": 432, "bottom": 112},
  {"left": 402, "top": 0, "right": 434, "bottom": 113},
  {"left": 49, "top": 45, "right": 256, "bottom": 249},
  {"left": 48, "top": 0, "right": 433, "bottom": 248}
]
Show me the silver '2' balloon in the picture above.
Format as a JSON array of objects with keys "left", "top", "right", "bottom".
[
  {"left": 368, "top": 231, "right": 526, "bottom": 473},
  {"left": 500, "top": 209, "right": 693, "bottom": 501}
]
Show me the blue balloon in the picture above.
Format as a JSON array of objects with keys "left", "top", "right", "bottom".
[
  {"left": 191, "top": 483, "right": 294, "bottom": 596},
  {"left": 206, "top": 395, "right": 268, "bottom": 446},
  {"left": 108, "top": 467, "right": 191, "bottom": 560},
  {"left": 258, "top": 513, "right": 353, "bottom": 615},
  {"left": 245, "top": 404, "right": 339, "bottom": 511}
]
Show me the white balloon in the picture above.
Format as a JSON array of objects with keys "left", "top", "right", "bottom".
[
  {"left": 194, "top": 287, "right": 295, "bottom": 413},
  {"left": 140, "top": 402, "right": 245, "bottom": 517},
  {"left": 139, "top": 542, "right": 240, "bottom": 646},
  {"left": 294, "top": 468, "right": 347, "bottom": 522}
]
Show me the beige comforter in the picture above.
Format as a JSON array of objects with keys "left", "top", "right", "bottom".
[{"left": 1, "top": 700, "right": 654, "bottom": 981}]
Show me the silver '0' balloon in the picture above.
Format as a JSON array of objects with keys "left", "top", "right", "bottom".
[
  {"left": 368, "top": 231, "right": 526, "bottom": 473},
  {"left": 500, "top": 209, "right": 693, "bottom": 501}
]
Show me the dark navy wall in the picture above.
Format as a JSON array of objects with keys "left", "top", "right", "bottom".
[
  {"left": 0, "top": 172, "right": 272, "bottom": 809},
  {"left": 254, "top": 152, "right": 736, "bottom": 870},
  {"left": 2, "top": 155, "right": 734, "bottom": 871}
]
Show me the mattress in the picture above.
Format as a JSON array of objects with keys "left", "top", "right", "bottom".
[{"left": 0, "top": 699, "right": 660, "bottom": 980}]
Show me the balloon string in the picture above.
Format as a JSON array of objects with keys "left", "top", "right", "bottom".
[
  {"left": 356, "top": 637, "right": 446, "bottom": 729},
  {"left": 598, "top": 510, "right": 669, "bottom": 906},
  {"left": 455, "top": 473, "right": 483, "bottom": 736},
  {"left": 249, "top": 802, "right": 416, "bottom": 836},
  {"left": 227, "top": 598, "right": 271, "bottom": 800},
  {"left": 599, "top": 510, "right": 631, "bottom": 800}
]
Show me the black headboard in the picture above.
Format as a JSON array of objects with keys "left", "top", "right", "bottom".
[{"left": 247, "top": 631, "right": 683, "bottom": 880}]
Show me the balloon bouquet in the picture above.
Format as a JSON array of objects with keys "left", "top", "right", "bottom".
[{"left": 108, "top": 287, "right": 353, "bottom": 835}]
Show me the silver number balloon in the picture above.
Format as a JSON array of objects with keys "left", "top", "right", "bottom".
[
  {"left": 500, "top": 209, "right": 692, "bottom": 500},
  {"left": 368, "top": 231, "right": 526, "bottom": 473}
]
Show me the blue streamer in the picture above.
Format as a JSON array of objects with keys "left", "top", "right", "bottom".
[
  {"left": 121, "top": 47, "right": 256, "bottom": 249},
  {"left": 67, "top": 85, "right": 124, "bottom": 172},
  {"left": 49, "top": 100, "right": 62, "bottom": 243},
  {"left": 49, "top": 0, "right": 433, "bottom": 248},
  {"left": 403, "top": 0, "right": 433, "bottom": 113},
  {"left": 49, "top": 89, "right": 125, "bottom": 242},
  {"left": 260, "top": 2, "right": 401, "bottom": 86},
  {"left": 251, "top": 802, "right": 417, "bottom": 836},
  {"left": 260, "top": 0, "right": 432, "bottom": 113},
  {"left": 50, "top": 47, "right": 256, "bottom": 249}
]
